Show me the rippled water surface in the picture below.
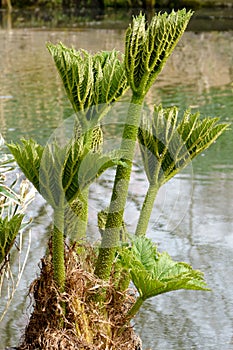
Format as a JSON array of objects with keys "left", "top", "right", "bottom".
[{"left": 0, "top": 12, "right": 233, "bottom": 350}]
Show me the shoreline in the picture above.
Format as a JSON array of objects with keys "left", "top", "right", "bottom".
[{"left": 1, "top": 6, "right": 233, "bottom": 31}]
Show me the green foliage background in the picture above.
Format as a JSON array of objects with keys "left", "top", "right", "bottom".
[{"left": 5, "top": 0, "right": 230, "bottom": 9}]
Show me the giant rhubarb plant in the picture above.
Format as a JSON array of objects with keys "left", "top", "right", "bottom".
[{"left": 6, "top": 9, "right": 229, "bottom": 349}]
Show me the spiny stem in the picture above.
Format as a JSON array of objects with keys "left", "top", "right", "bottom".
[
  {"left": 135, "top": 182, "right": 159, "bottom": 237},
  {"left": 69, "top": 189, "right": 89, "bottom": 242},
  {"left": 94, "top": 96, "right": 143, "bottom": 280},
  {"left": 77, "top": 189, "right": 88, "bottom": 240},
  {"left": 53, "top": 209, "right": 65, "bottom": 292}
]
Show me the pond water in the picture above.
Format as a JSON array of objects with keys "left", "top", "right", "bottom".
[{"left": 0, "top": 9, "right": 233, "bottom": 350}]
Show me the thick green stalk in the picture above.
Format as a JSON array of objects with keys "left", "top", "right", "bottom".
[
  {"left": 94, "top": 96, "right": 143, "bottom": 280},
  {"left": 126, "top": 296, "right": 144, "bottom": 320},
  {"left": 53, "top": 209, "right": 65, "bottom": 291},
  {"left": 77, "top": 189, "right": 88, "bottom": 240},
  {"left": 135, "top": 182, "right": 159, "bottom": 237}
]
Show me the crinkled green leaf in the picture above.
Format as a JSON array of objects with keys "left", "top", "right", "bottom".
[
  {"left": 130, "top": 235, "right": 158, "bottom": 272},
  {"left": 64, "top": 148, "right": 127, "bottom": 203},
  {"left": 119, "top": 236, "right": 209, "bottom": 302},
  {"left": 7, "top": 139, "right": 44, "bottom": 194},
  {"left": 125, "top": 10, "right": 193, "bottom": 96},
  {"left": 138, "top": 104, "right": 229, "bottom": 185},
  {"left": 7, "top": 134, "right": 127, "bottom": 208},
  {"left": 47, "top": 43, "right": 128, "bottom": 124},
  {"left": 39, "top": 142, "right": 67, "bottom": 208}
]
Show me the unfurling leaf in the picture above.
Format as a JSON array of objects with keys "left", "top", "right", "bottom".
[
  {"left": 47, "top": 43, "right": 129, "bottom": 124},
  {"left": 138, "top": 104, "right": 229, "bottom": 185},
  {"left": 124, "top": 10, "right": 193, "bottom": 97},
  {"left": 7, "top": 134, "right": 127, "bottom": 208},
  {"left": 7, "top": 139, "right": 43, "bottom": 194},
  {"left": 63, "top": 146, "right": 127, "bottom": 203}
]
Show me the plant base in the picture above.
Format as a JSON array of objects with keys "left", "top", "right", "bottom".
[{"left": 18, "top": 244, "right": 142, "bottom": 350}]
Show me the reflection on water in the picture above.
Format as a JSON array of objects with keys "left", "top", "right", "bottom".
[
  {"left": 0, "top": 24, "right": 233, "bottom": 349},
  {"left": 1, "top": 7, "right": 233, "bottom": 31}
]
